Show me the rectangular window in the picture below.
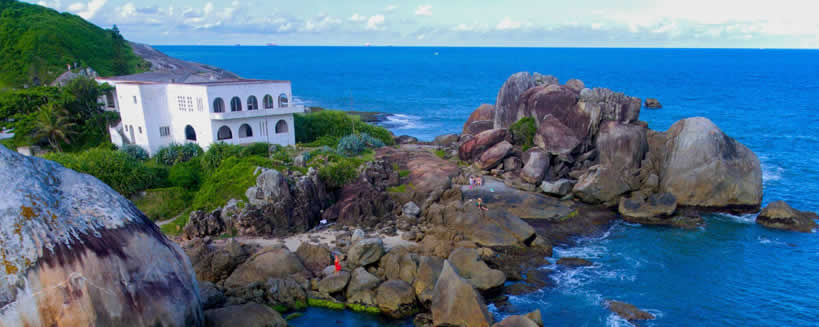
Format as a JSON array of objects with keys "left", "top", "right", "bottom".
[
  {"left": 138, "top": 126, "right": 142, "bottom": 134},
  {"left": 177, "top": 96, "right": 185, "bottom": 111},
  {"left": 197, "top": 98, "right": 203, "bottom": 112},
  {"left": 159, "top": 126, "right": 170, "bottom": 137},
  {"left": 187, "top": 97, "right": 194, "bottom": 112},
  {"left": 105, "top": 92, "right": 115, "bottom": 108}
]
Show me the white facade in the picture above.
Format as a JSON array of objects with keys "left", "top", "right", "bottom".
[{"left": 98, "top": 77, "right": 301, "bottom": 156}]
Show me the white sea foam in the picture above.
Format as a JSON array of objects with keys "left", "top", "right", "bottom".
[
  {"left": 761, "top": 162, "right": 785, "bottom": 184},
  {"left": 385, "top": 113, "right": 424, "bottom": 130},
  {"left": 606, "top": 313, "right": 635, "bottom": 327},
  {"left": 712, "top": 212, "right": 757, "bottom": 224}
]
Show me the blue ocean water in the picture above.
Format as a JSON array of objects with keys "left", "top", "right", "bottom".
[{"left": 157, "top": 46, "right": 819, "bottom": 326}]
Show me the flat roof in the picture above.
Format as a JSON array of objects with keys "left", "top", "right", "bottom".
[{"left": 97, "top": 72, "right": 289, "bottom": 86}]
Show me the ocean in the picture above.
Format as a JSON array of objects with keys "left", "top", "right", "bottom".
[{"left": 156, "top": 46, "right": 819, "bottom": 326}]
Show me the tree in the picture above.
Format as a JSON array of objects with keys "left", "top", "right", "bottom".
[
  {"left": 33, "top": 102, "right": 76, "bottom": 151},
  {"left": 110, "top": 25, "right": 129, "bottom": 76}
]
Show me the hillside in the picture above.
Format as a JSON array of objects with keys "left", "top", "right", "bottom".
[{"left": 0, "top": 0, "right": 147, "bottom": 88}]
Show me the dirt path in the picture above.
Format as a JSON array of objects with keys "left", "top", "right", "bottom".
[{"left": 210, "top": 228, "right": 417, "bottom": 252}]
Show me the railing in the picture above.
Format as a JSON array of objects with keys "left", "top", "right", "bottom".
[{"left": 210, "top": 105, "right": 304, "bottom": 120}]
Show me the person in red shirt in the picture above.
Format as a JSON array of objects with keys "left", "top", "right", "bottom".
[{"left": 334, "top": 255, "right": 342, "bottom": 273}]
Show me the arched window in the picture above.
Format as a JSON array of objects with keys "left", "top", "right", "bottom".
[
  {"left": 239, "top": 124, "right": 253, "bottom": 138},
  {"left": 213, "top": 98, "right": 225, "bottom": 113},
  {"left": 217, "top": 126, "right": 233, "bottom": 140},
  {"left": 278, "top": 93, "right": 288, "bottom": 108},
  {"left": 185, "top": 125, "right": 197, "bottom": 141},
  {"left": 247, "top": 96, "right": 259, "bottom": 110},
  {"left": 230, "top": 97, "right": 242, "bottom": 112},
  {"left": 263, "top": 94, "right": 274, "bottom": 109},
  {"left": 275, "top": 120, "right": 288, "bottom": 134}
]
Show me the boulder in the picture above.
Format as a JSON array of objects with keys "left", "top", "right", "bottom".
[
  {"left": 182, "top": 209, "right": 226, "bottom": 239},
  {"left": 348, "top": 238, "right": 386, "bottom": 266},
  {"left": 503, "top": 156, "right": 524, "bottom": 171},
  {"left": 448, "top": 248, "right": 506, "bottom": 291},
  {"left": 494, "top": 72, "right": 537, "bottom": 129},
  {"left": 184, "top": 238, "right": 252, "bottom": 284},
  {"left": 756, "top": 201, "right": 818, "bottom": 233},
  {"left": 396, "top": 135, "right": 419, "bottom": 144},
  {"left": 476, "top": 141, "right": 514, "bottom": 170},
  {"left": 376, "top": 280, "right": 418, "bottom": 319},
  {"left": 618, "top": 193, "right": 677, "bottom": 219},
  {"left": 346, "top": 267, "right": 382, "bottom": 303},
  {"left": 377, "top": 146, "right": 461, "bottom": 209},
  {"left": 464, "top": 104, "right": 496, "bottom": 135},
  {"left": 0, "top": 145, "right": 204, "bottom": 326},
  {"left": 246, "top": 168, "right": 290, "bottom": 207},
  {"left": 572, "top": 165, "right": 631, "bottom": 205},
  {"left": 534, "top": 115, "right": 581, "bottom": 155},
  {"left": 556, "top": 257, "right": 594, "bottom": 267},
  {"left": 380, "top": 247, "right": 418, "bottom": 283},
  {"left": 413, "top": 256, "right": 445, "bottom": 307},
  {"left": 434, "top": 133, "right": 460, "bottom": 146},
  {"left": 520, "top": 85, "right": 593, "bottom": 139},
  {"left": 533, "top": 72, "right": 558, "bottom": 86},
  {"left": 645, "top": 98, "right": 662, "bottom": 109},
  {"left": 520, "top": 149, "right": 550, "bottom": 184},
  {"left": 204, "top": 303, "right": 287, "bottom": 327},
  {"left": 464, "top": 120, "right": 496, "bottom": 136},
  {"left": 459, "top": 128, "right": 510, "bottom": 161},
  {"left": 540, "top": 179, "right": 575, "bottom": 197},
  {"left": 322, "top": 162, "right": 396, "bottom": 227},
  {"left": 578, "top": 87, "right": 641, "bottom": 124},
  {"left": 493, "top": 315, "right": 540, "bottom": 327},
  {"left": 403, "top": 201, "right": 422, "bottom": 217},
  {"left": 596, "top": 121, "right": 648, "bottom": 173},
  {"left": 431, "top": 261, "right": 493, "bottom": 327},
  {"left": 660, "top": 117, "right": 762, "bottom": 211},
  {"left": 565, "top": 79, "right": 585, "bottom": 93},
  {"left": 200, "top": 282, "right": 227, "bottom": 310},
  {"left": 266, "top": 278, "right": 307, "bottom": 310},
  {"left": 296, "top": 242, "right": 333, "bottom": 275},
  {"left": 317, "top": 270, "right": 351, "bottom": 294},
  {"left": 224, "top": 246, "right": 309, "bottom": 289},
  {"left": 352, "top": 228, "right": 366, "bottom": 243},
  {"left": 606, "top": 300, "right": 655, "bottom": 321}
]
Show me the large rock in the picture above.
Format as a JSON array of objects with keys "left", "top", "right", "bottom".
[
  {"left": 459, "top": 128, "right": 510, "bottom": 161},
  {"left": 464, "top": 120, "right": 495, "bottom": 136},
  {"left": 431, "top": 261, "right": 493, "bottom": 327},
  {"left": 464, "top": 104, "right": 496, "bottom": 135},
  {"left": 520, "top": 85, "right": 591, "bottom": 141},
  {"left": 578, "top": 87, "right": 641, "bottom": 125},
  {"left": 596, "top": 121, "right": 647, "bottom": 173},
  {"left": 476, "top": 141, "right": 513, "bottom": 170},
  {"left": 645, "top": 98, "right": 662, "bottom": 109},
  {"left": 0, "top": 146, "right": 204, "bottom": 326},
  {"left": 534, "top": 114, "right": 581, "bottom": 155},
  {"left": 494, "top": 72, "right": 537, "bottom": 129},
  {"left": 756, "top": 201, "right": 818, "bottom": 233},
  {"left": 224, "top": 246, "right": 309, "bottom": 289},
  {"left": 377, "top": 146, "right": 461, "bottom": 209},
  {"left": 565, "top": 79, "right": 585, "bottom": 93},
  {"left": 182, "top": 208, "right": 226, "bottom": 240},
  {"left": 266, "top": 278, "right": 308, "bottom": 310},
  {"left": 204, "top": 303, "right": 286, "bottom": 327},
  {"left": 296, "top": 242, "right": 333, "bottom": 275},
  {"left": 346, "top": 267, "right": 382, "bottom": 303},
  {"left": 380, "top": 247, "right": 418, "bottom": 283},
  {"left": 520, "top": 149, "right": 550, "bottom": 184},
  {"left": 403, "top": 201, "right": 422, "bottom": 218},
  {"left": 572, "top": 165, "right": 631, "bottom": 205},
  {"left": 323, "top": 160, "right": 397, "bottom": 226},
  {"left": 348, "top": 238, "right": 386, "bottom": 266},
  {"left": 606, "top": 300, "right": 655, "bottom": 321},
  {"left": 493, "top": 315, "right": 540, "bottom": 327},
  {"left": 200, "top": 282, "right": 227, "bottom": 310},
  {"left": 540, "top": 179, "right": 574, "bottom": 197},
  {"left": 434, "top": 133, "right": 460, "bottom": 146},
  {"left": 448, "top": 248, "right": 506, "bottom": 291},
  {"left": 660, "top": 117, "right": 762, "bottom": 211},
  {"left": 317, "top": 270, "right": 351, "bottom": 294},
  {"left": 413, "top": 256, "right": 445, "bottom": 307},
  {"left": 618, "top": 193, "right": 677, "bottom": 219},
  {"left": 184, "top": 238, "right": 252, "bottom": 284},
  {"left": 375, "top": 280, "right": 418, "bottom": 319}
]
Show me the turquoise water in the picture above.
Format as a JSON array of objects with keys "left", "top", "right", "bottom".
[{"left": 157, "top": 46, "right": 819, "bottom": 326}]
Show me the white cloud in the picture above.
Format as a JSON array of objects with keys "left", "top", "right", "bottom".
[
  {"left": 453, "top": 24, "right": 473, "bottom": 32},
  {"left": 349, "top": 13, "right": 366, "bottom": 22},
  {"left": 385, "top": 5, "right": 397, "bottom": 12},
  {"left": 417, "top": 34, "right": 425, "bottom": 40},
  {"left": 68, "top": 0, "right": 106, "bottom": 20},
  {"left": 366, "top": 14, "right": 384, "bottom": 30},
  {"left": 117, "top": 2, "right": 135, "bottom": 18},
  {"left": 415, "top": 5, "right": 431, "bottom": 16},
  {"left": 302, "top": 14, "right": 341, "bottom": 32},
  {"left": 203, "top": 2, "right": 213, "bottom": 15},
  {"left": 37, "top": 0, "right": 61, "bottom": 10},
  {"left": 67, "top": 2, "right": 83, "bottom": 11},
  {"left": 496, "top": 17, "right": 521, "bottom": 31}
]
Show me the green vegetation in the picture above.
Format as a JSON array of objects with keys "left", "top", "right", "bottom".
[
  {"left": 132, "top": 187, "right": 193, "bottom": 222},
  {"left": 120, "top": 144, "right": 148, "bottom": 161},
  {"left": 398, "top": 169, "right": 410, "bottom": 178},
  {"left": 0, "top": 0, "right": 147, "bottom": 87},
  {"left": 295, "top": 110, "right": 394, "bottom": 147},
  {"left": 434, "top": 149, "right": 447, "bottom": 159},
  {"left": 387, "top": 183, "right": 414, "bottom": 193},
  {"left": 155, "top": 143, "right": 203, "bottom": 166},
  {"left": 510, "top": 117, "right": 537, "bottom": 151},
  {"left": 44, "top": 147, "right": 164, "bottom": 196},
  {"left": 191, "top": 156, "right": 272, "bottom": 212},
  {"left": 336, "top": 133, "right": 385, "bottom": 157},
  {"left": 307, "top": 298, "right": 346, "bottom": 310},
  {"left": 346, "top": 303, "right": 381, "bottom": 314},
  {"left": 284, "top": 312, "right": 304, "bottom": 320},
  {"left": 160, "top": 213, "right": 190, "bottom": 235}
]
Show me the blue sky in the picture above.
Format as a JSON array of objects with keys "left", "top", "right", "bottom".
[{"left": 29, "top": 0, "right": 819, "bottom": 48}]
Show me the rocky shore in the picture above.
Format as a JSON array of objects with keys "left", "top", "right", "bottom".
[{"left": 1, "top": 72, "right": 815, "bottom": 326}]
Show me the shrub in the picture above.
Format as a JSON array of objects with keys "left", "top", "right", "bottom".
[
  {"left": 169, "top": 160, "right": 203, "bottom": 190},
  {"left": 336, "top": 133, "right": 386, "bottom": 157},
  {"left": 44, "top": 147, "right": 162, "bottom": 196},
  {"left": 295, "top": 110, "right": 394, "bottom": 146},
  {"left": 318, "top": 157, "right": 360, "bottom": 189},
  {"left": 200, "top": 142, "right": 243, "bottom": 172},
  {"left": 155, "top": 143, "right": 203, "bottom": 166},
  {"left": 239, "top": 142, "right": 270, "bottom": 157},
  {"left": 132, "top": 187, "right": 193, "bottom": 221},
  {"left": 192, "top": 156, "right": 273, "bottom": 211},
  {"left": 510, "top": 117, "right": 537, "bottom": 150},
  {"left": 120, "top": 144, "right": 148, "bottom": 161}
]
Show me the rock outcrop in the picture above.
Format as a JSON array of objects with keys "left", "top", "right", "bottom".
[
  {"left": 659, "top": 117, "right": 762, "bottom": 212},
  {"left": 347, "top": 238, "right": 386, "bottom": 267},
  {"left": 431, "top": 261, "right": 493, "bottom": 327},
  {"left": 375, "top": 280, "right": 418, "bottom": 318},
  {"left": 606, "top": 300, "right": 655, "bottom": 321},
  {"left": 224, "top": 246, "right": 309, "bottom": 288},
  {"left": 323, "top": 160, "right": 398, "bottom": 226},
  {"left": 645, "top": 98, "right": 662, "bottom": 109},
  {"left": 448, "top": 248, "right": 506, "bottom": 292},
  {"left": 463, "top": 104, "right": 496, "bottom": 135},
  {"left": 494, "top": 72, "right": 537, "bottom": 129},
  {"left": 203, "top": 303, "right": 286, "bottom": 327},
  {"left": 0, "top": 145, "right": 204, "bottom": 326},
  {"left": 756, "top": 201, "right": 818, "bottom": 232}
]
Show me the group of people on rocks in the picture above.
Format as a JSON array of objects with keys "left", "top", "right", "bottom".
[{"left": 469, "top": 175, "right": 488, "bottom": 211}]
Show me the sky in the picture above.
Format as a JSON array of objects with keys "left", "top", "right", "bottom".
[{"left": 28, "top": 0, "right": 819, "bottom": 48}]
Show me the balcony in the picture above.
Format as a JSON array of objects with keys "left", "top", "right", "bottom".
[{"left": 210, "top": 105, "right": 305, "bottom": 120}]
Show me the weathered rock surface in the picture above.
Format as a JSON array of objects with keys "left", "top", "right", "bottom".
[
  {"left": 380, "top": 247, "right": 418, "bottom": 284},
  {"left": 572, "top": 165, "right": 631, "bottom": 205},
  {"left": 296, "top": 242, "right": 333, "bottom": 275},
  {"left": 556, "top": 257, "right": 594, "bottom": 267},
  {"left": 459, "top": 128, "right": 510, "bottom": 161},
  {"left": 184, "top": 238, "right": 252, "bottom": 284},
  {"left": 606, "top": 300, "right": 656, "bottom": 321},
  {"left": 520, "top": 149, "right": 550, "bottom": 184},
  {"left": 396, "top": 135, "right": 420, "bottom": 144},
  {"left": 493, "top": 315, "right": 540, "bottom": 327},
  {"left": 183, "top": 209, "right": 226, "bottom": 239},
  {"left": 377, "top": 146, "right": 460, "bottom": 209},
  {"left": 376, "top": 280, "right": 418, "bottom": 318},
  {"left": 578, "top": 87, "right": 642, "bottom": 125},
  {"left": 204, "top": 303, "right": 286, "bottom": 327},
  {"left": 434, "top": 133, "right": 460, "bottom": 146},
  {"left": 317, "top": 270, "right": 351, "bottom": 294},
  {"left": 565, "top": 79, "right": 585, "bottom": 93},
  {"left": 464, "top": 104, "right": 496, "bottom": 135},
  {"left": 540, "top": 179, "right": 575, "bottom": 197},
  {"left": 534, "top": 114, "right": 581, "bottom": 155},
  {"left": 477, "top": 141, "right": 514, "bottom": 170},
  {"left": 224, "top": 246, "right": 308, "bottom": 289},
  {"left": 618, "top": 193, "right": 678, "bottom": 219},
  {"left": 266, "top": 278, "right": 307, "bottom": 310},
  {"left": 495, "top": 72, "right": 538, "bottom": 129},
  {"left": 645, "top": 98, "right": 662, "bottom": 109},
  {"left": 346, "top": 267, "right": 382, "bottom": 303},
  {"left": 448, "top": 248, "right": 506, "bottom": 291},
  {"left": 413, "top": 256, "right": 445, "bottom": 307},
  {"left": 323, "top": 160, "right": 398, "bottom": 226},
  {"left": 756, "top": 201, "right": 818, "bottom": 232},
  {"left": 200, "top": 282, "right": 227, "bottom": 310},
  {"left": 660, "top": 117, "right": 762, "bottom": 211},
  {"left": 431, "top": 261, "right": 493, "bottom": 327},
  {"left": 0, "top": 145, "right": 204, "bottom": 326},
  {"left": 403, "top": 201, "right": 422, "bottom": 218},
  {"left": 348, "top": 238, "right": 386, "bottom": 266}
]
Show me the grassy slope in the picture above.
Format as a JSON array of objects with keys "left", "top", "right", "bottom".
[{"left": 0, "top": 0, "right": 146, "bottom": 87}]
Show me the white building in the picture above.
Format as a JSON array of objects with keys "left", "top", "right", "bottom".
[{"left": 97, "top": 72, "right": 302, "bottom": 156}]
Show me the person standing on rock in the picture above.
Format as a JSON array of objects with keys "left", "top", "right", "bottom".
[{"left": 334, "top": 255, "right": 342, "bottom": 273}]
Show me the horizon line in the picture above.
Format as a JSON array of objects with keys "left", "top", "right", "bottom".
[{"left": 148, "top": 44, "right": 819, "bottom": 50}]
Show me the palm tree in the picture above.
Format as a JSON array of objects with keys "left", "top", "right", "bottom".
[{"left": 33, "top": 102, "right": 76, "bottom": 152}]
